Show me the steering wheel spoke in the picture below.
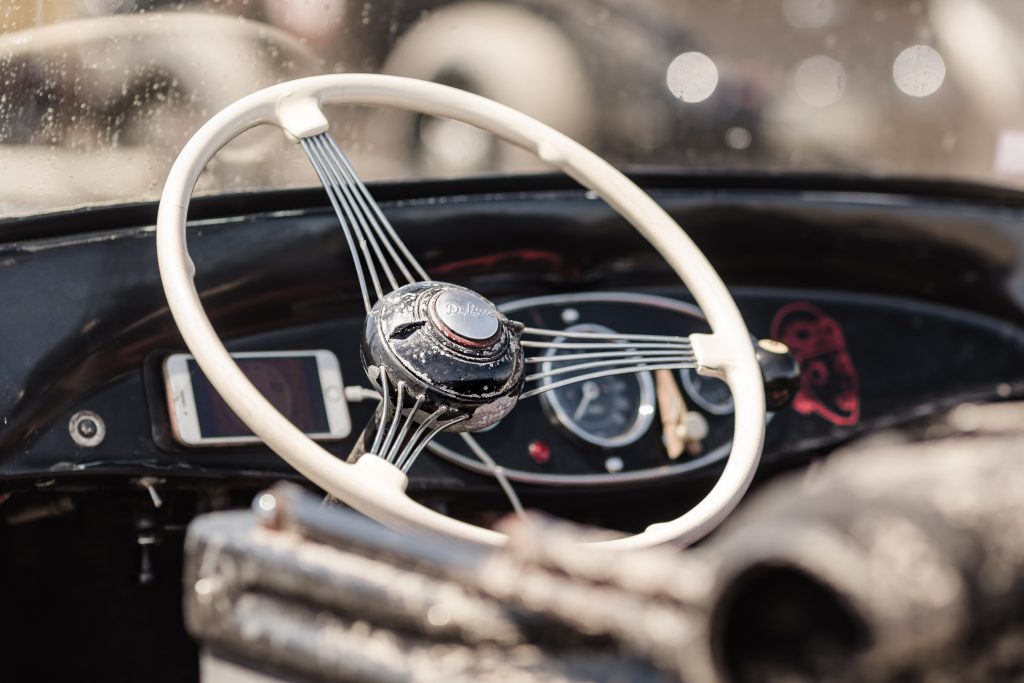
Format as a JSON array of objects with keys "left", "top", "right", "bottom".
[
  {"left": 299, "top": 131, "right": 429, "bottom": 312},
  {"left": 363, "top": 366, "right": 467, "bottom": 473},
  {"left": 518, "top": 325, "right": 699, "bottom": 400}
]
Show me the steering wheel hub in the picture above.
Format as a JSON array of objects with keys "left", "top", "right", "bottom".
[{"left": 362, "top": 282, "right": 524, "bottom": 431}]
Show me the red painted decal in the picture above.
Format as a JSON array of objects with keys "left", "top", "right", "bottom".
[
  {"left": 770, "top": 302, "right": 860, "bottom": 426},
  {"left": 432, "top": 249, "right": 563, "bottom": 275}
]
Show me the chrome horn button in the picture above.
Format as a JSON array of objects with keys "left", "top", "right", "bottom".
[
  {"left": 430, "top": 288, "right": 501, "bottom": 347},
  {"left": 361, "top": 282, "right": 525, "bottom": 432}
]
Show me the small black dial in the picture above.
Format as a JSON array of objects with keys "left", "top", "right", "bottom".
[{"left": 680, "top": 367, "right": 734, "bottom": 415}]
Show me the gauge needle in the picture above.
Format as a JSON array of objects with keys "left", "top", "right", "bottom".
[{"left": 574, "top": 380, "right": 601, "bottom": 421}]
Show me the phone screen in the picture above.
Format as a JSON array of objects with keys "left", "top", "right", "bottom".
[{"left": 187, "top": 356, "right": 330, "bottom": 438}]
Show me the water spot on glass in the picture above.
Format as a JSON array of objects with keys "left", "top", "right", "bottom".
[
  {"left": 666, "top": 52, "right": 718, "bottom": 104},
  {"left": 993, "top": 130, "right": 1024, "bottom": 176},
  {"left": 80, "top": 0, "right": 137, "bottom": 15},
  {"left": 794, "top": 55, "right": 846, "bottom": 107},
  {"left": 621, "top": 98, "right": 671, "bottom": 151},
  {"left": 725, "top": 127, "right": 752, "bottom": 150},
  {"left": 893, "top": 45, "right": 945, "bottom": 97},
  {"left": 782, "top": 0, "right": 836, "bottom": 29},
  {"left": 419, "top": 117, "right": 491, "bottom": 172}
]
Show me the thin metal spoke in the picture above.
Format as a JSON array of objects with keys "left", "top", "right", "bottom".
[
  {"left": 299, "top": 131, "right": 430, "bottom": 310},
  {"left": 377, "top": 381, "right": 406, "bottom": 459},
  {"left": 353, "top": 380, "right": 520, "bottom": 519},
  {"left": 306, "top": 136, "right": 385, "bottom": 302},
  {"left": 369, "top": 368, "right": 390, "bottom": 455},
  {"left": 525, "top": 348, "right": 693, "bottom": 364},
  {"left": 322, "top": 134, "right": 430, "bottom": 283},
  {"left": 521, "top": 363, "right": 696, "bottom": 400},
  {"left": 319, "top": 134, "right": 422, "bottom": 286},
  {"left": 311, "top": 135, "right": 399, "bottom": 292},
  {"left": 399, "top": 415, "right": 467, "bottom": 474},
  {"left": 381, "top": 393, "right": 424, "bottom": 464},
  {"left": 356, "top": 373, "right": 467, "bottom": 472},
  {"left": 522, "top": 340, "right": 692, "bottom": 351},
  {"left": 518, "top": 326, "right": 699, "bottom": 398},
  {"left": 392, "top": 406, "right": 447, "bottom": 469},
  {"left": 460, "top": 433, "right": 527, "bottom": 520},
  {"left": 300, "top": 138, "right": 372, "bottom": 312},
  {"left": 526, "top": 354, "right": 695, "bottom": 383},
  {"left": 522, "top": 326, "right": 692, "bottom": 344}
]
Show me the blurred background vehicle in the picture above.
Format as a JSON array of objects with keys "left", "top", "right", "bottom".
[{"left": 3, "top": 0, "right": 1024, "bottom": 217}]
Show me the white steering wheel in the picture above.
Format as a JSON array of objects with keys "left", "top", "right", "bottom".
[{"left": 156, "top": 74, "right": 766, "bottom": 549}]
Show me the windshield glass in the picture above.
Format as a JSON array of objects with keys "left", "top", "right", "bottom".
[{"left": 2, "top": 0, "right": 1023, "bottom": 218}]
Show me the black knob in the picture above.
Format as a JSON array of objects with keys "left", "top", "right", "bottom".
[
  {"left": 756, "top": 339, "right": 801, "bottom": 410},
  {"left": 77, "top": 418, "right": 99, "bottom": 439}
]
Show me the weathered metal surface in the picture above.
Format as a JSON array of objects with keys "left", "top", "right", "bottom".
[{"left": 187, "top": 403, "right": 1024, "bottom": 682}]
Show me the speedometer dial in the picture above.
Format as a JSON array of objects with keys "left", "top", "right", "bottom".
[
  {"left": 540, "top": 324, "right": 656, "bottom": 448},
  {"left": 680, "top": 367, "right": 734, "bottom": 415}
]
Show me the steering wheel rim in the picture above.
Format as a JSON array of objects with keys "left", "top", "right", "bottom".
[{"left": 156, "top": 74, "right": 766, "bottom": 549}]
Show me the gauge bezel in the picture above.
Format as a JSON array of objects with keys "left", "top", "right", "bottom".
[
  {"left": 680, "top": 367, "right": 735, "bottom": 415},
  {"left": 540, "top": 323, "right": 657, "bottom": 449}
]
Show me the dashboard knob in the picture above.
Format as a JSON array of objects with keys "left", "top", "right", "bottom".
[{"left": 756, "top": 339, "right": 801, "bottom": 410}]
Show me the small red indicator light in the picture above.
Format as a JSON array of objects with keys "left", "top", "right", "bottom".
[{"left": 528, "top": 440, "right": 551, "bottom": 465}]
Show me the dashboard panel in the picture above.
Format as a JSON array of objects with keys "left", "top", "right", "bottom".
[{"left": 2, "top": 177, "right": 1024, "bottom": 512}]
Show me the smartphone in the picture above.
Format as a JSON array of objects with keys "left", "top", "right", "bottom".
[{"left": 163, "top": 350, "right": 351, "bottom": 447}]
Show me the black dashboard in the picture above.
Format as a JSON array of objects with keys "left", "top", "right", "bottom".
[{"left": 3, "top": 175, "right": 1024, "bottom": 527}]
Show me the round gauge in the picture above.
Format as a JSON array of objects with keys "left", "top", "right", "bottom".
[
  {"left": 680, "top": 367, "right": 734, "bottom": 415},
  {"left": 541, "top": 324, "right": 656, "bottom": 448}
]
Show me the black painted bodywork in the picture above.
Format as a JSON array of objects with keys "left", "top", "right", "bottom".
[
  {"left": 2, "top": 174, "right": 1024, "bottom": 506},
  {"left": 4, "top": 173, "right": 1024, "bottom": 683}
]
